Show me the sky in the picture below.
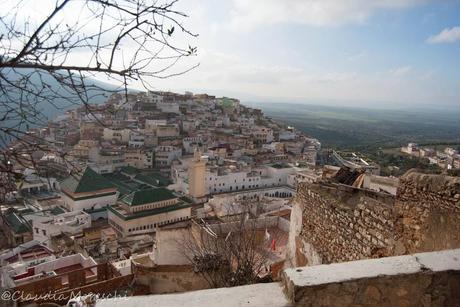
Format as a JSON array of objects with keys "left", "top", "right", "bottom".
[
  {"left": 148, "top": 0, "right": 460, "bottom": 109},
  {"left": 7, "top": 0, "right": 460, "bottom": 109}
]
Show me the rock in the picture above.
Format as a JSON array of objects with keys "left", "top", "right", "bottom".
[
  {"left": 396, "top": 288, "right": 408, "bottom": 297},
  {"left": 364, "top": 285, "right": 381, "bottom": 301},
  {"left": 395, "top": 299, "right": 411, "bottom": 307}
]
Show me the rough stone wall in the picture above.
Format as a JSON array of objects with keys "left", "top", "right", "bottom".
[
  {"left": 291, "top": 171, "right": 460, "bottom": 265},
  {"left": 294, "top": 182, "right": 395, "bottom": 264},
  {"left": 286, "top": 271, "right": 460, "bottom": 307},
  {"left": 394, "top": 171, "right": 460, "bottom": 254}
]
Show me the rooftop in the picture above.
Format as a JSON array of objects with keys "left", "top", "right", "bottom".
[
  {"left": 4, "top": 211, "right": 31, "bottom": 234},
  {"left": 120, "top": 188, "right": 177, "bottom": 206},
  {"left": 61, "top": 167, "right": 115, "bottom": 194},
  {"left": 109, "top": 202, "right": 191, "bottom": 221}
]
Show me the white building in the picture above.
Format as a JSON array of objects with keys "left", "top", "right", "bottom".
[
  {"left": 125, "top": 148, "right": 154, "bottom": 169},
  {"left": 17, "top": 169, "right": 59, "bottom": 194},
  {"left": 108, "top": 188, "right": 191, "bottom": 237},
  {"left": 129, "top": 131, "right": 145, "bottom": 148},
  {"left": 252, "top": 126, "right": 274, "bottom": 144},
  {"left": 27, "top": 209, "right": 91, "bottom": 245},
  {"left": 145, "top": 119, "right": 167, "bottom": 130},
  {"left": 183, "top": 136, "right": 203, "bottom": 154},
  {"left": 204, "top": 164, "right": 297, "bottom": 194},
  {"left": 60, "top": 167, "right": 118, "bottom": 215},
  {"left": 1, "top": 253, "right": 97, "bottom": 289},
  {"left": 157, "top": 101, "right": 180, "bottom": 114},
  {"left": 445, "top": 147, "right": 458, "bottom": 156},
  {"left": 155, "top": 146, "right": 182, "bottom": 167},
  {"left": 279, "top": 130, "right": 297, "bottom": 141},
  {"left": 102, "top": 128, "right": 131, "bottom": 143}
]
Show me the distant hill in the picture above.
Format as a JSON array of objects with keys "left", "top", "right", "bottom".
[
  {"left": 245, "top": 101, "right": 460, "bottom": 150},
  {"left": 0, "top": 68, "right": 130, "bottom": 147},
  {"left": 1, "top": 68, "right": 126, "bottom": 121}
]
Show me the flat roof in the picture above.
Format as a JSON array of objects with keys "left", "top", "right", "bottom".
[{"left": 108, "top": 202, "right": 191, "bottom": 221}]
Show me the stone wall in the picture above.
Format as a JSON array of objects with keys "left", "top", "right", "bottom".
[
  {"left": 394, "top": 171, "right": 460, "bottom": 255},
  {"left": 290, "top": 171, "right": 460, "bottom": 266},
  {"left": 292, "top": 182, "right": 395, "bottom": 265},
  {"left": 282, "top": 249, "right": 460, "bottom": 307}
]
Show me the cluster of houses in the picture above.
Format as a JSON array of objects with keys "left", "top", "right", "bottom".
[
  {"left": 0, "top": 90, "right": 325, "bottom": 303},
  {"left": 401, "top": 142, "right": 460, "bottom": 169}
]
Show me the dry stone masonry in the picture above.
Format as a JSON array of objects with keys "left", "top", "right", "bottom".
[
  {"left": 395, "top": 171, "right": 460, "bottom": 255},
  {"left": 290, "top": 170, "right": 460, "bottom": 265}
]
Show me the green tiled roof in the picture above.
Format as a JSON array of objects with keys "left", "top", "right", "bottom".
[
  {"left": 134, "top": 174, "right": 158, "bottom": 186},
  {"left": 134, "top": 173, "right": 171, "bottom": 187},
  {"left": 121, "top": 165, "right": 139, "bottom": 175},
  {"left": 61, "top": 167, "right": 115, "bottom": 194},
  {"left": 5, "top": 212, "right": 31, "bottom": 234},
  {"left": 121, "top": 188, "right": 176, "bottom": 206}
]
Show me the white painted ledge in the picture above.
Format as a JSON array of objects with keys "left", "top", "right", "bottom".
[
  {"left": 96, "top": 282, "right": 291, "bottom": 307},
  {"left": 283, "top": 248, "right": 460, "bottom": 288}
]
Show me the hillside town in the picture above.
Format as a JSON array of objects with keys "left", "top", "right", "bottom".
[
  {"left": 401, "top": 142, "right": 460, "bottom": 170},
  {"left": 0, "top": 91, "right": 315, "bottom": 301},
  {"left": 1, "top": 91, "right": 460, "bottom": 306}
]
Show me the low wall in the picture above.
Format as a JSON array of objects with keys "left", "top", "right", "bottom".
[
  {"left": 134, "top": 264, "right": 209, "bottom": 294},
  {"left": 96, "top": 249, "right": 460, "bottom": 307},
  {"left": 282, "top": 249, "right": 460, "bottom": 306}
]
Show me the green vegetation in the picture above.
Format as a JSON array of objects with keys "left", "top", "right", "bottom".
[
  {"left": 363, "top": 151, "right": 442, "bottom": 177},
  {"left": 247, "top": 102, "right": 460, "bottom": 177},
  {"left": 248, "top": 102, "right": 460, "bottom": 150}
]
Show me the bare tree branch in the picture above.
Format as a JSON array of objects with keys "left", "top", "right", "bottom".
[{"left": 0, "top": 0, "right": 197, "bottom": 200}]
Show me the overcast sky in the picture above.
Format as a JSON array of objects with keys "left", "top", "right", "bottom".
[
  {"left": 144, "top": 0, "right": 459, "bottom": 109},
  {"left": 13, "top": 0, "right": 460, "bottom": 108}
]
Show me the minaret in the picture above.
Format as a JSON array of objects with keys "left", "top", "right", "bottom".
[{"left": 188, "top": 149, "right": 206, "bottom": 198}]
